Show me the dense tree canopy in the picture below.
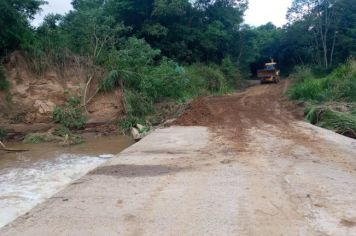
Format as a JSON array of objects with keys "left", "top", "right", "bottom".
[
  {"left": 0, "top": 0, "right": 355, "bottom": 75},
  {"left": 0, "top": 0, "right": 45, "bottom": 55}
]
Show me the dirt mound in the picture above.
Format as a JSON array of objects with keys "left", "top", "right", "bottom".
[
  {"left": 175, "top": 81, "right": 304, "bottom": 148},
  {"left": 174, "top": 97, "right": 216, "bottom": 126},
  {"left": 177, "top": 81, "right": 303, "bottom": 127}
]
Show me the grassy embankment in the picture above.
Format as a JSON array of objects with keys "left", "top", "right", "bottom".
[{"left": 288, "top": 59, "right": 356, "bottom": 138}]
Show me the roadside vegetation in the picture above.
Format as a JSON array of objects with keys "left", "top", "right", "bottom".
[
  {"left": 0, "top": 0, "right": 355, "bottom": 140},
  {"left": 288, "top": 59, "right": 356, "bottom": 138},
  {"left": 53, "top": 96, "right": 87, "bottom": 129}
]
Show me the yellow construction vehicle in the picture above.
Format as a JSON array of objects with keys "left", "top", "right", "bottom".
[{"left": 257, "top": 60, "right": 280, "bottom": 84}]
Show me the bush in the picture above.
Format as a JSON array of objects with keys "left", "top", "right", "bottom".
[
  {"left": 288, "top": 77, "right": 326, "bottom": 101},
  {"left": 292, "top": 66, "right": 314, "bottom": 81},
  {"left": 141, "top": 59, "right": 189, "bottom": 101},
  {"left": 220, "top": 57, "right": 243, "bottom": 88},
  {"left": 98, "top": 37, "right": 235, "bottom": 121},
  {"left": 289, "top": 60, "right": 356, "bottom": 138},
  {"left": 52, "top": 126, "right": 84, "bottom": 145},
  {"left": 0, "top": 66, "right": 9, "bottom": 90},
  {"left": 53, "top": 96, "right": 87, "bottom": 129},
  {"left": 100, "top": 70, "right": 121, "bottom": 92},
  {"left": 186, "top": 64, "right": 230, "bottom": 95},
  {"left": 52, "top": 125, "right": 71, "bottom": 137},
  {"left": 124, "top": 90, "right": 153, "bottom": 117},
  {"left": 288, "top": 60, "right": 356, "bottom": 102},
  {"left": 0, "top": 127, "right": 7, "bottom": 140},
  {"left": 23, "top": 134, "right": 48, "bottom": 144}
]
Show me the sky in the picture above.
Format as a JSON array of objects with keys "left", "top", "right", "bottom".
[
  {"left": 32, "top": 0, "right": 73, "bottom": 26},
  {"left": 244, "top": 0, "right": 293, "bottom": 27},
  {"left": 33, "top": 0, "right": 293, "bottom": 27}
]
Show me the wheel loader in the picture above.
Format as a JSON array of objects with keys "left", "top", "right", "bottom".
[{"left": 257, "top": 60, "right": 280, "bottom": 84}]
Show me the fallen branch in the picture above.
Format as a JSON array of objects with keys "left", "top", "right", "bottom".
[
  {"left": 0, "top": 141, "right": 29, "bottom": 152},
  {"left": 83, "top": 74, "right": 95, "bottom": 114}
]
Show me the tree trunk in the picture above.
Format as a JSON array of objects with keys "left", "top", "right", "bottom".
[{"left": 330, "top": 30, "right": 337, "bottom": 66}]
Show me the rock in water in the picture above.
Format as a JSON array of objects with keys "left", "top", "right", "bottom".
[
  {"left": 131, "top": 127, "right": 141, "bottom": 141},
  {"left": 136, "top": 124, "right": 145, "bottom": 132}
]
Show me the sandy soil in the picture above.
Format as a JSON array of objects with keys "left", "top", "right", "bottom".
[{"left": 1, "top": 81, "right": 356, "bottom": 235}]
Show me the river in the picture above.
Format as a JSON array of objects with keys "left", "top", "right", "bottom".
[{"left": 0, "top": 135, "right": 134, "bottom": 228}]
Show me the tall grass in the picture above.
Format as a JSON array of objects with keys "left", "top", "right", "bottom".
[
  {"left": 289, "top": 59, "right": 356, "bottom": 138},
  {"left": 305, "top": 106, "right": 356, "bottom": 138},
  {"left": 288, "top": 59, "right": 356, "bottom": 102}
]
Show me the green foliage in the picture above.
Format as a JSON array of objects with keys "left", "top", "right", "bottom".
[
  {"left": 124, "top": 90, "right": 153, "bottom": 117},
  {"left": 220, "top": 57, "right": 243, "bottom": 88},
  {"left": 0, "top": 127, "right": 7, "bottom": 140},
  {"left": 52, "top": 126, "right": 84, "bottom": 145},
  {"left": 68, "top": 135, "right": 85, "bottom": 145},
  {"left": 288, "top": 76, "right": 326, "bottom": 101},
  {"left": 23, "top": 134, "right": 47, "bottom": 144},
  {"left": 185, "top": 64, "right": 230, "bottom": 95},
  {"left": 52, "top": 96, "right": 87, "bottom": 129},
  {"left": 0, "top": 66, "right": 9, "bottom": 90},
  {"left": 288, "top": 60, "right": 356, "bottom": 102},
  {"left": 0, "top": 0, "right": 45, "bottom": 56},
  {"left": 52, "top": 126, "right": 71, "bottom": 137},
  {"left": 140, "top": 59, "right": 189, "bottom": 101},
  {"left": 100, "top": 70, "right": 120, "bottom": 92},
  {"left": 305, "top": 105, "right": 356, "bottom": 138},
  {"left": 116, "top": 37, "right": 161, "bottom": 71},
  {"left": 290, "top": 60, "right": 356, "bottom": 138}
]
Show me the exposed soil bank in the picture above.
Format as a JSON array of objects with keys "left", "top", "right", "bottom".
[
  {"left": 1, "top": 81, "right": 356, "bottom": 235},
  {"left": 0, "top": 52, "right": 124, "bottom": 140}
]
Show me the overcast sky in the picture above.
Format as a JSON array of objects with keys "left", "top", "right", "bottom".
[
  {"left": 244, "top": 0, "right": 293, "bottom": 27},
  {"left": 33, "top": 0, "right": 292, "bottom": 27},
  {"left": 32, "top": 0, "right": 72, "bottom": 26}
]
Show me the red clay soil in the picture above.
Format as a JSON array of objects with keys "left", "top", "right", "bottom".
[{"left": 175, "top": 80, "right": 304, "bottom": 147}]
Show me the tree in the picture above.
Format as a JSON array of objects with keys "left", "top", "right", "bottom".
[
  {"left": 288, "top": 0, "right": 340, "bottom": 68},
  {"left": 0, "top": 0, "right": 46, "bottom": 55}
]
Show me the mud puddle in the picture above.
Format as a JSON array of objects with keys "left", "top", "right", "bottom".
[{"left": 0, "top": 135, "right": 134, "bottom": 228}]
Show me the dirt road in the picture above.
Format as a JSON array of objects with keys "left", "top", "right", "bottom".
[{"left": 1, "top": 81, "right": 356, "bottom": 235}]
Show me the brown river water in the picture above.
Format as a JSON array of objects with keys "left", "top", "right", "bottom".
[{"left": 0, "top": 135, "right": 134, "bottom": 228}]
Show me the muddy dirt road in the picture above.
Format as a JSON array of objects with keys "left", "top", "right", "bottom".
[{"left": 1, "top": 81, "right": 356, "bottom": 235}]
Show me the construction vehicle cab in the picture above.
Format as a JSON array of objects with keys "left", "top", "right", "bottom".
[{"left": 257, "top": 60, "right": 280, "bottom": 84}]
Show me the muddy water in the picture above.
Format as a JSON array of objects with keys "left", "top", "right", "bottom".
[{"left": 0, "top": 135, "right": 134, "bottom": 228}]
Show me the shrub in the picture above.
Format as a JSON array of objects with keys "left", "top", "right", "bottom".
[
  {"left": 52, "top": 125, "right": 72, "bottom": 137},
  {"left": 288, "top": 78, "right": 326, "bottom": 101},
  {"left": 142, "top": 59, "right": 189, "bottom": 101},
  {"left": 0, "top": 127, "right": 7, "bottom": 140},
  {"left": 0, "top": 66, "right": 9, "bottom": 90},
  {"left": 124, "top": 90, "right": 153, "bottom": 117},
  {"left": 23, "top": 134, "right": 48, "bottom": 144},
  {"left": 53, "top": 96, "right": 86, "bottom": 129},
  {"left": 292, "top": 66, "right": 314, "bottom": 81},
  {"left": 323, "top": 59, "right": 356, "bottom": 102},
  {"left": 100, "top": 70, "right": 121, "bottom": 92},
  {"left": 52, "top": 125, "right": 84, "bottom": 145},
  {"left": 288, "top": 60, "right": 356, "bottom": 102},
  {"left": 220, "top": 57, "right": 243, "bottom": 88},
  {"left": 186, "top": 64, "right": 230, "bottom": 95},
  {"left": 116, "top": 37, "right": 161, "bottom": 72}
]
